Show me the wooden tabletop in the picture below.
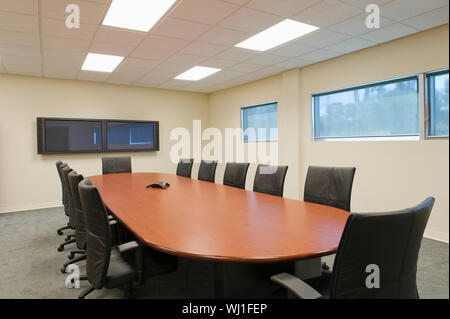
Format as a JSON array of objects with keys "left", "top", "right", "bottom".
[{"left": 88, "top": 173, "right": 350, "bottom": 263}]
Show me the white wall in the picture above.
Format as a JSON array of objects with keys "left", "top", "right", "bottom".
[{"left": 0, "top": 75, "right": 209, "bottom": 212}]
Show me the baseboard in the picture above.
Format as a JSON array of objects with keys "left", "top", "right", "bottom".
[
  {"left": 424, "top": 230, "right": 449, "bottom": 244},
  {"left": 0, "top": 202, "right": 62, "bottom": 214}
]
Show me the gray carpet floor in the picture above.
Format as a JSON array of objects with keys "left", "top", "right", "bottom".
[{"left": 0, "top": 207, "right": 448, "bottom": 299}]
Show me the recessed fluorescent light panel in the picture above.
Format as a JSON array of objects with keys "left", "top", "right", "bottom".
[
  {"left": 103, "top": 0, "right": 177, "bottom": 32},
  {"left": 81, "top": 53, "right": 124, "bottom": 72},
  {"left": 175, "top": 66, "right": 221, "bottom": 81},
  {"left": 235, "top": 19, "right": 319, "bottom": 51}
]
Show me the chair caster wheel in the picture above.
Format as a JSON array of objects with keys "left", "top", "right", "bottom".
[
  {"left": 61, "top": 267, "right": 66, "bottom": 273},
  {"left": 57, "top": 230, "right": 63, "bottom": 236},
  {"left": 57, "top": 246, "right": 64, "bottom": 252},
  {"left": 68, "top": 254, "right": 74, "bottom": 260}
]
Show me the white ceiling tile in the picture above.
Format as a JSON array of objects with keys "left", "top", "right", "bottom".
[
  {"left": 197, "top": 26, "right": 251, "bottom": 46},
  {"left": 0, "top": 44, "right": 41, "bottom": 58},
  {"left": 166, "top": 53, "right": 207, "bottom": 65},
  {"left": 44, "top": 62, "right": 80, "bottom": 79},
  {"left": 41, "top": 0, "right": 107, "bottom": 25},
  {"left": 106, "top": 73, "right": 144, "bottom": 85},
  {"left": 77, "top": 70, "right": 109, "bottom": 82},
  {"left": 402, "top": 6, "right": 449, "bottom": 31},
  {"left": 298, "top": 49, "right": 343, "bottom": 62},
  {"left": 296, "top": 29, "right": 351, "bottom": 48},
  {"left": 90, "top": 41, "right": 135, "bottom": 57},
  {"left": 200, "top": 57, "right": 238, "bottom": 68},
  {"left": 380, "top": 0, "right": 449, "bottom": 22},
  {"left": 43, "top": 49, "right": 85, "bottom": 65},
  {"left": 181, "top": 41, "right": 227, "bottom": 57},
  {"left": 215, "top": 47, "right": 259, "bottom": 61},
  {"left": 134, "top": 35, "right": 190, "bottom": 54},
  {"left": 0, "top": 63, "right": 6, "bottom": 73},
  {"left": 292, "top": 0, "right": 362, "bottom": 28},
  {"left": 326, "top": 37, "right": 376, "bottom": 53},
  {"left": 267, "top": 41, "right": 316, "bottom": 57},
  {"left": 152, "top": 17, "right": 211, "bottom": 40},
  {"left": 160, "top": 79, "right": 193, "bottom": 89},
  {"left": 170, "top": 0, "right": 240, "bottom": 25},
  {"left": 93, "top": 27, "right": 147, "bottom": 47},
  {"left": 227, "top": 62, "right": 264, "bottom": 73},
  {"left": 246, "top": 53, "right": 288, "bottom": 66},
  {"left": 41, "top": 18, "right": 98, "bottom": 40},
  {"left": 114, "top": 58, "right": 160, "bottom": 76},
  {"left": 42, "top": 35, "right": 90, "bottom": 52},
  {"left": 136, "top": 72, "right": 171, "bottom": 87},
  {"left": 273, "top": 57, "right": 313, "bottom": 70},
  {"left": 328, "top": 13, "right": 396, "bottom": 36},
  {"left": 151, "top": 64, "right": 190, "bottom": 78},
  {"left": 340, "top": 0, "right": 392, "bottom": 9},
  {"left": 2, "top": 54, "right": 42, "bottom": 76},
  {"left": 0, "top": 11, "right": 39, "bottom": 33},
  {"left": 247, "top": 0, "right": 320, "bottom": 17},
  {"left": 359, "top": 23, "right": 418, "bottom": 43},
  {"left": 219, "top": 7, "right": 284, "bottom": 33},
  {"left": 0, "top": 0, "right": 38, "bottom": 15},
  {"left": 0, "top": 30, "right": 40, "bottom": 47},
  {"left": 207, "top": 69, "right": 243, "bottom": 80}
]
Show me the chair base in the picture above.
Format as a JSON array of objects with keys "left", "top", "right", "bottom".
[
  {"left": 57, "top": 238, "right": 75, "bottom": 252},
  {"left": 68, "top": 250, "right": 86, "bottom": 260},
  {"left": 78, "top": 285, "right": 95, "bottom": 299},
  {"left": 61, "top": 254, "right": 87, "bottom": 273},
  {"left": 57, "top": 224, "right": 71, "bottom": 236}
]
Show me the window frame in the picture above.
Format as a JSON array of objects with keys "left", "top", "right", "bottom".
[
  {"left": 241, "top": 101, "right": 279, "bottom": 143},
  {"left": 311, "top": 74, "right": 420, "bottom": 141},
  {"left": 424, "top": 68, "right": 449, "bottom": 139}
]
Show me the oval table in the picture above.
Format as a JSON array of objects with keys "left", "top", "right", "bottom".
[{"left": 89, "top": 172, "right": 350, "bottom": 298}]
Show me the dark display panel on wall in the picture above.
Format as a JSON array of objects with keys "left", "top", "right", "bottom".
[{"left": 37, "top": 118, "right": 159, "bottom": 154}]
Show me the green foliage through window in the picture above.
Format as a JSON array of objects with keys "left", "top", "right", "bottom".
[{"left": 427, "top": 70, "right": 449, "bottom": 137}]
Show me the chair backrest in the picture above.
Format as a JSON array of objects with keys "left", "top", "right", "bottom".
[
  {"left": 198, "top": 160, "right": 218, "bottom": 183},
  {"left": 223, "top": 162, "right": 250, "bottom": 189},
  {"left": 330, "top": 197, "right": 435, "bottom": 299},
  {"left": 61, "top": 166, "right": 75, "bottom": 226},
  {"left": 68, "top": 171, "right": 87, "bottom": 250},
  {"left": 176, "top": 158, "right": 193, "bottom": 178},
  {"left": 102, "top": 156, "right": 132, "bottom": 175},
  {"left": 253, "top": 164, "right": 288, "bottom": 197},
  {"left": 304, "top": 166, "right": 356, "bottom": 211},
  {"left": 56, "top": 162, "right": 69, "bottom": 216},
  {"left": 78, "top": 178, "right": 112, "bottom": 289}
]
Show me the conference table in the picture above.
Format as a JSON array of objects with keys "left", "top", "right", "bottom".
[{"left": 89, "top": 172, "right": 350, "bottom": 298}]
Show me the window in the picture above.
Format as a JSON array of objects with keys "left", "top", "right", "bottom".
[
  {"left": 426, "top": 70, "right": 449, "bottom": 137},
  {"left": 241, "top": 102, "right": 278, "bottom": 142},
  {"left": 313, "top": 76, "right": 419, "bottom": 140}
]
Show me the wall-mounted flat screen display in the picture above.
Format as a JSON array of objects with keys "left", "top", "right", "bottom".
[
  {"left": 106, "top": 121, "right": 157, "bottom": 151},
  {"left": 40, "top": 119, "right": 102, "bottom": 153},
  {"left": 37, "top": 118, "right": 159, "bottom": 154}
]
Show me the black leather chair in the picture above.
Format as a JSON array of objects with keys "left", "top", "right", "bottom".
[
  {"left": 56, "top": 161, "right": 72, "bottom": 236},
  {"left": 61, "top": 171, "right": 88, "bottom": 272},
  {"left": 253, "top": 164, "right": 288, "bottom": 197},
  {"left": 223, "top": 162, "right": 250, "bottom": 189},
  {"left": 198, "top": 160, "right": 217, "bottom": 183},
  {"left": 271, "top": 197, "right": 435, "bottom": 299},
  {"left": 176, "top": 158, "right": 193, "bottom": 178},
  {"left": 102, "top": 157, "right": 132, "bottom": 175},
  {"left": 78, "top": 178, "right": 178, "bottom": 299},
  {"left": 57, "top": 165, "right": 77, "bottom": 252},
  {"left": 304, "top": 166, "right": 356, "bottom": 211}
]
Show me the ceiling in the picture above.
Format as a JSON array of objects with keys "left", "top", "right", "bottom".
[{"left": 0, "top": 0, "right": 448, "bottom": 93}]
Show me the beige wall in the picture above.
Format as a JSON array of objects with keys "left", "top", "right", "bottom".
[
  {"left": 209, "top": 25, "right": 449, "bottom": 242},
  {"left": 0, "top": 75, "right": 209, "bottom": 212}
]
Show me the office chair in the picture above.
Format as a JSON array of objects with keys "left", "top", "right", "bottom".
[
  {"left": 176, "top": 158, "right": 194, "bottom": 178},
  {"left": 102, "top": 156, "right": 132, "bottom": 175},
  {"left": 253, "top": 164, "right": 288, "bottom": 197},
  {"left": 271, "top": 197, "right": 435, "bottom": 299},
  {"left": 304, "top": 166, "right": 356, "bottom": 271},
  {"left": 223, "top": 162, "right": 250, "bottom": 189},
  {"left": 57, "top": 165, "right": 77, "bottom": 252},
  {"left": 78, "top": 178, "right": 178, "bottom": 299},
  {"left": 61, "top": 171, "right": 88, "bottom": 273},
  {"left": 198, "top": 160, "right": 218, "bottom": 183},
  {"left": 56, "top": 161, "right": 71, "bottom": 236},
  {"left": 304, "top": 166, "right": 356, "bottom": 212}
]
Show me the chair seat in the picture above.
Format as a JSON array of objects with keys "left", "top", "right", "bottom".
[
  {"left": 304, "top": 270, "right": 332, "bottom": 299},
  {"left": 104, "top": 247, "right": 137, "bottom": 289}
]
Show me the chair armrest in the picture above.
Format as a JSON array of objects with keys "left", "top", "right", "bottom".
[
  {"left": 118, "top": 241, "right": 144, "bottom": 285},
  {"left": 270, "top": 273, "right": 322, "bottom": 299}
]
